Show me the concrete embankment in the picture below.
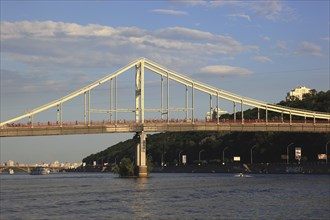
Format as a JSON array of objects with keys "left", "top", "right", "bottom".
[{"left": 152, "top": 163, "right": 330, "bottom": 174}]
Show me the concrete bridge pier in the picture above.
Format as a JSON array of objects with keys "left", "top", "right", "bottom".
[{"left": 135, "top": 131, "right": 148, "bottom": 177}]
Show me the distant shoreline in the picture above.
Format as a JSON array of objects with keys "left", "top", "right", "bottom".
[
  {"left": 63, "top": 162, "right": 330, "bottom": 175},
  {"left": 152, "top": 163, "right": 330, "bottom": 175}
]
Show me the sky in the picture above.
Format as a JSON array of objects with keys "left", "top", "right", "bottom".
[{"left": 1, "top": 0, "right": 329, "bottom": 164}]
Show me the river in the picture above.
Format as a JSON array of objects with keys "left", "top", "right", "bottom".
[{"left": 0, "top": 173, "right": 329, "bottom": 219}]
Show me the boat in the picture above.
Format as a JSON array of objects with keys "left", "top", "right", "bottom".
[
  {"left": 30, "top": 167, "right": 50, "bottom": 175},
  {"left": 8, "top": 169, "right": 14, "bottom": 175}
]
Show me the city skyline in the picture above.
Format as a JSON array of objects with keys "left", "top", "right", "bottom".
[{"left": 1, "top": 1, "right": 329, "bottom": 164}]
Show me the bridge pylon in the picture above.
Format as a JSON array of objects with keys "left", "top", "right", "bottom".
[
  {"left": 135, "top": 59, "right": 145, "bottom": 123},
  {"left": 135, "top": 131, "right": 148, "bottom": 177}
]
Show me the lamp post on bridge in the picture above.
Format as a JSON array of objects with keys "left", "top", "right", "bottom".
[
  {"left": 222, "top": 147, "right": 229, "bottom": 165},
  {"left": 161, "top": 152, "right": 166, "bottom": 167},
  {"left": 178, "top": 150, "right": 183, "bottom": 166},
  {"left": 250, "top": 144, "right": 257, "bottom": 165},
  {"left": 287, "top": 143, "right": 294, "bottom": 164},
  {"left": 326, "top": 141, "right": 329, "bottom": 164},
  {"left": 199, "top": 149, "right": 205, "bottom": 161}
]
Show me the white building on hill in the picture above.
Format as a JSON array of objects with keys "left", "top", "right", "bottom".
[{"left": 286, "top": 86, "right": 315, "bottom": 101}]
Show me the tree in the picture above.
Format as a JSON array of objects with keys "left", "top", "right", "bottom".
[{"left": 112, "top": 157, "right": 134, "bottom": 177}]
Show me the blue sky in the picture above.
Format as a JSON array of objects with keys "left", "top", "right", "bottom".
[{"left": 1, "top": 0, "right": 329, "bottom": 164}]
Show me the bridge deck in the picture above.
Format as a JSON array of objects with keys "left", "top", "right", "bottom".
[{"left": 1, "top": 120, "right": 329, "bottom": 137}]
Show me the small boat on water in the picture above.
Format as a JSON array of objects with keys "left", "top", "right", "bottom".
[
  {"left": 30, "top": 167, "right": 50, "bottom": 175},
  {"left": 8, "top": 169, "right": 14, "bottom": 175}
]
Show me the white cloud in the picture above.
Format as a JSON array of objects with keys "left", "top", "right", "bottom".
[
  {"left": 1, "top": 21, "right": 259, "bottom": 69},
  {"left": 0, "top": 20, "right": 260, "bottom": 94},
  {"left": 173, "top": 0, "right": 207, "bottom": 6},
  {"left": 276, "top": 41, "right": 288, "bottom": 50},
  {"left": 261, "top": 36, "right": 270, "bottom": 41},
  {"left": 151, "top": 9, "right": 188, "bottom": 15},
  {"left": 209, "top": 1, "right": 243, "bottom": 8},
  {"left": 180, "top": 0, "right": 296, "bottom": 22},
  {"left": 227, "top": 13, "right": 251, "bottom": 21},
  {"left": 254, "top": 56, "right": 273, "bottom": 63},
  {"left": 199, "top": 65, "right": 252, "bottom": 77},
  {"left": 295, "top": 41, "right": 323, "bottom": 57}
]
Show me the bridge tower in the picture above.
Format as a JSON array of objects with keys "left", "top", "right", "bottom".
[
  {"left": 135, "top": 59, "right": 148, "bottom": 177},
  {"left": 135, "top": 59, "right": 145, "bottom": 123}
]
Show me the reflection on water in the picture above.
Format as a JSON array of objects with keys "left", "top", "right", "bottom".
[
  {"left": 0, "top": 173, "right": 329, "bottom": 219},
  {"left": 131, "top": 177, "right": 151, "bottom": 219}
]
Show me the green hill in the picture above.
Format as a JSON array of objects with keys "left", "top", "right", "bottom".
[{"left": 82, "top": 90, "right": 330, "bottom": 166}]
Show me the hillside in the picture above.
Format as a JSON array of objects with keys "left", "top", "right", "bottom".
[{"left": 83, "top": 90, "right": 330, "bottom": 166}]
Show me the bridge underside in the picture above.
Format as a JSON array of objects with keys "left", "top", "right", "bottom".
[{"left": 1, "top": 122, "right": 329, "bottom": 137}]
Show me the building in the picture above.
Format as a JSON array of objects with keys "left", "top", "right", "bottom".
[
  {"left": 286, "top": 86, "right": 315, "bottom": 101},
  {"left": 5, "top": 160, "right": 15, "bottom": 167},
  {"left": 205, "top": 107, "right": 227, "bottom": 121}
]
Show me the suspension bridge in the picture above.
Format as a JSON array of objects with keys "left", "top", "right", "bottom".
[{"left": 1, "top": 58, "right": 329, "bottom": 176}]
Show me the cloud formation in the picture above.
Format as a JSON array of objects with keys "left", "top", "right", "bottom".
[
  {"left": 295, "top": 41, "right": 323, "bottom": 57},
  {"left": 180, "top": 0, "right": 296, "bottom": 21},
  {"left": 254, "top": 56, "right": 273, "bottom": 63},
  {"left": 0, "top": 21, "right": 259, "bottom": 93},
  {"left": 1, "top": 21, "right": 258, "bottom": 69},
  {"left": 151, "top": 9, "right": 188, "bottom": 15},
  {"left": 226, "top": 13, "right": 251, "bottom": 21},
  {"left": 199, "top": 65, "right": 252, "bottom": 77}
]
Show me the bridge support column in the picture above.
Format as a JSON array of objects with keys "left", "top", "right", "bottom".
[{"left": 135, "top": 131, "right": 148, "bottom": 177}]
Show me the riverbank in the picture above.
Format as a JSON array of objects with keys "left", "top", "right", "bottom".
[
  {"left": 152, "top": 163, "right": 330, "bottom": 174},
  {"left": 68, "top": 162, "right": 330, "bottom": 174}
]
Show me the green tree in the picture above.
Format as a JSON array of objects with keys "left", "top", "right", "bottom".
[{"left": 112, "top": 157, "right": 134, "bottom": 177}]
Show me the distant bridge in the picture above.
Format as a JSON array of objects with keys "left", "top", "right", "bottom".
[
  {"left": 1, "top": 58, "right": 329, "bottom": 176},
  {"left": 0, "top": 165, "right": 62, "bottom": 174}
]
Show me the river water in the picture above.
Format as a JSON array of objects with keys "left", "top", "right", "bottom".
[{"left": 0, "top": 173, "right": 329, "bottom": 219}]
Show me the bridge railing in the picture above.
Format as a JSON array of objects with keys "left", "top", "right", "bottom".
[{"left": 2, "top": 118, "right": 329, "bottom": 129}]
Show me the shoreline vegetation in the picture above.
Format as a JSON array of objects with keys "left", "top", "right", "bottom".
[{"left": 72, "top": 162, "right": 330, "bottom": 175}]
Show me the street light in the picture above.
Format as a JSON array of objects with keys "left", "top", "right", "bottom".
[
  {"left": 161, "top": 152, "right": 166, "bottom": 167},
  {"left": 199, "top": 149, "right": 205, "bottom": 161},
  {"left": 326, "top": 141, "right": 330, "bottom": 164},
  {"left": 250, "top": 144, "right": 257, "bottom": 165},
  {"left": 178, "top": 150, "right": 183, "bottom": 165},
  {"left": 287, "top": 143, "right": 294, "bottom": 164},
  {"left": 222, "top": 147, "right": 229, "bottom": 164}
]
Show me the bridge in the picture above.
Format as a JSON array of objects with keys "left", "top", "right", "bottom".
[
  {"left": 0, "top": 165, "right": 62, "bottom": 174},
  {"left": 1, "top": 58, "right": 329, "bottom": 176}
]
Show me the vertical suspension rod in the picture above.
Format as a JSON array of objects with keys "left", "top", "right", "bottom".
[
  {"left": 161, "top": 76, "right": 164, "bottom": 120},
  {"left": 192, "top": 83, "right": 194, "bottom": 124},
  {"left": 217, "top": 92, "right": 219, "bottom": 124},
  {"left": 289, "top": 112, "right": 292, "bottom": 125},
  {"left": 167, "top": 72, "right": 170, "bottom": 123},
  {"left": 241, "top": 100, "right": 244, "bottom": 124},
  {"left": 257, "top": 108, "right": 260, "bottom": 120},
  {"left": 209, "top": 95, "right": 212, "bottom": 121},
  {"left": 84, "top": 92, "right": 87, "bottom": 124},
  {"left": 186, "top": 86, "right": 189, "bottom": 121},
  {"left": 110, "top": 79, "right": 112, "bottom": 123},
  {"left": 29, "top": 115, "right": 34, "bottom": 128},
  {"left": 57, "top": 104, "right": 60, "bottom": 124},
  {"left": 233, "top": 102, "right": 236, "bottom": 122},
  {"left": 60, "top": 103, "right": 63, "bottom": 127},
  {"left": 115, "top": 77, "right": 117, "bottom": 124},
  {"left": 88, "top": 90, "right": 91, "bottom": 125}
]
